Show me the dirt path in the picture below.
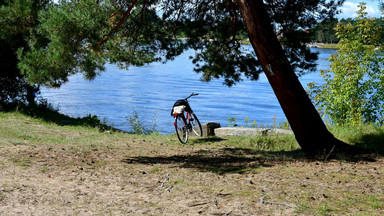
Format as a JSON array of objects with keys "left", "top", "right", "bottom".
[{"left": 0, "top": 139, "right": 383, "bottom": 216}]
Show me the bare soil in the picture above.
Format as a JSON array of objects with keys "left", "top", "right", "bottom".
[{"left": 0, "top": 136, "right": 383, "bottom": 215}]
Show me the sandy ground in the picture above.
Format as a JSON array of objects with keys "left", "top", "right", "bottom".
[{"left": 0, "top": 140, "right": 383, "bottom": 215}]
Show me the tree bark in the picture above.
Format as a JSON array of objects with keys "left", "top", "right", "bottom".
[{"left": 237, "top": 0, "right": 351, "bottom": 156}]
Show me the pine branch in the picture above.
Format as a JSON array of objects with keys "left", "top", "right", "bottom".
[{"left": 98, "top": 0, "right": 139, "bottom": 46}]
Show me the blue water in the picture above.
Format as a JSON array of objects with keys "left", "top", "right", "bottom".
[{"left": 40, "top": 47, "right": 336, "bottom": 134}]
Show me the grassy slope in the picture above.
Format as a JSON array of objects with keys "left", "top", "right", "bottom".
[{"left": 0, "top": 111, "right": 383, "bottom": 215}]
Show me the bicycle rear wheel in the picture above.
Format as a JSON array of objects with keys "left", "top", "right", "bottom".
[
  {"left": 190, "top": 113, "right": 203, "bottom": 137},
  {"left": 175, "top": 115, "right": 188, "bottom": 144}
]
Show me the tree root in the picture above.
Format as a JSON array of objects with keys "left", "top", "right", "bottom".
[{"left": 313, "top": 138, "right": 377, "bottom": 161}]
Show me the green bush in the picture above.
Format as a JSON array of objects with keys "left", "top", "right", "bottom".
[{"left": 308, "top": 3, "right": 384, "bottom": 125}]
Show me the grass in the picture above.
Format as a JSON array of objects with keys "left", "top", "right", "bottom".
[
  {"left": 314, "top": 43, "right": 340, "bottom": 49},
  {"left": 329, "top": 124, "right": 384, "bottom": 155},
  {"left": 0, "top": 106, "right": 383, "bottom": 215},
  {"left": 11, "top": 158, "right": 32, "bottom": 167}
]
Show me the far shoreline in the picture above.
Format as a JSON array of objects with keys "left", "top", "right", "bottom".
[
  {"left": 239, "top": 39, "right": 339, "bottom": 49},
  {"left": 308, "top": 43, "right": 339, "bottom": 49}
]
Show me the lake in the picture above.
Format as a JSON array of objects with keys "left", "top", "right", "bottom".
[{"left": 40, "top": 47, "right": 336, "bottom": 134}]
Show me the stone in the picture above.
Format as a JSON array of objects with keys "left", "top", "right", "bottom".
[
  {"left": 214, "top": 127, "right": 292, "bottom": 137},
  {"left": 200, "top": 122, "right": 221, "bottom": 137}
]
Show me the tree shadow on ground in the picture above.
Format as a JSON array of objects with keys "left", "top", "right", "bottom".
[
  {"left": 354, "top": 133, "right": 384, "bottom": 156},
  {"left": 189, "top": 137, "right": 226, "bottom": 143},
  {"left": 122, "top": 144, "right": 382, "bottom": 174},
  {"left": 122, "top": 148, "right": 309, "bottom": 174}
]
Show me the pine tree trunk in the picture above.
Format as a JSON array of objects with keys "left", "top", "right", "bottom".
[{"left": 237, "top": 0, "right": 351, "bottom": 156}]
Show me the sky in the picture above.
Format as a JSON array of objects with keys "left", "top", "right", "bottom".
[
  {"left": 52, "top": 0, "right": 382, "bottom": 19},
  {"left": 337, "top": 0, "right": 383, "bottom": 18}
]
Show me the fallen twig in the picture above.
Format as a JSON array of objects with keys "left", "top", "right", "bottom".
[
  {"left": 258, "top": 195, "right": 295, "bottom": 208},
  {"left": 187, "top": 201, "right": 209, "bottom": 207},
  {"left": 324, "top": 145, "right": 335, "bottom": 161},
  {"left": 214, "top": 192, "right": 232, "bottom": 207},
  {"left": 158, "top": 173, "right": 171, "bottom": 191},
  {"left": 165, "top": 186, "right": 173, "bottom": 193}
]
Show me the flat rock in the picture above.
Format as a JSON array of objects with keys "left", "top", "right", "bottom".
[{"left": 214, "top": 127, "right": 292, "bottom": 137}]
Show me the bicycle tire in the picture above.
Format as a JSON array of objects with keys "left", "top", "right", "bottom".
[
  {"left": 175, "top": 115, "right": 188, "bottom": 144},
  {"left": 190, "top": 113, "right": 203, "bottom": 137}
]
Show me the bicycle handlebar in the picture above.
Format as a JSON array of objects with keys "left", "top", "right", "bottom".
[{"left": 185, "top": 92, "right": 199, "bottom": 100}]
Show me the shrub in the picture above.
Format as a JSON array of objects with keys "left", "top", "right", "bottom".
[
  {"left": 126, "top": 111, "right": 158, "bottom": 135},
  {"left": 308, "top": 3, "right": 384, "bottom": 125}
]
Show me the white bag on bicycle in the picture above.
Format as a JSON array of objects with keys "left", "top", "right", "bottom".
[{"left": 173, "top": 105, "right": 186, "bottom": 115}]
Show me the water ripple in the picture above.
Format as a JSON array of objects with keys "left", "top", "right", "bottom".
[{"left": 41, "top": 48, "right": 335, "bottom": 134}]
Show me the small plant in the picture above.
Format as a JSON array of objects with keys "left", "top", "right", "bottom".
[
  {"left": 126, "top": 111, "right": 158, "bottom": 135},
  {"left": 151, "top": 166, "right": 160, "bottom": 173},
  {"left": 12, "top": 158, "right": 32, "bottom": 167},
  {"left": 279, "top": 120, "right": 291, "bottom": 130},
  {"left": 40, "top": 167, "right": 49, "bottom": 173},
  {"left": 248, "top": 136, "right": 297, "bottom": 151},
  {"left": 149, "top": 111, "right": 158, "bottom": 133},
  {"left": 227, "top": 115, "right": 290, "bottom": 129},
  {"left": 244, "top": 117, "right": 250, "bottom": 127},
  {"left": 127, "top": 111, "right": 146, "bottom": 134},
  {"left": 82, "top": 114, "right": 101, "bottom": 127},
  {"left": 80, "top": 114, "right": 112, "bottom": 131},
  {"left": 35, "top": 97, "right": 59, "bottom": 112},
  {"left": 227, "top": 116, "right": 238, "bottom": 127},
  {"left": 317, "top": 204, "right": 333, "bottom": 215},
  {"left": 367, "top": 196, "right": 383, "bottom": 209},
  {"left": 251, "top": 120, "right": 257, "bottom": 128},
  {"left": 272, "top": 114, "right": 278, "bottom": 129},
  {"left": 0, "top": 192, "right": 5, "bottom": 202}
]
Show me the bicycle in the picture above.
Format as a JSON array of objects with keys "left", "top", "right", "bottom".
[{"left": 171, "top": 93, "right": 203, "bottom": 144}]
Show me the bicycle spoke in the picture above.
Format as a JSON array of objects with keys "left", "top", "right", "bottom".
[
  {"left": 190, "top": 113, "right": 203, "bottom": 137},
  {"left": 175, "top": 115, "right": 188, "bottom": 143}
]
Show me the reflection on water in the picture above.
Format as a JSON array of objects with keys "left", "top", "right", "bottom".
[{"left": 41, "top": 47, "right": 336, "bottom": 134}]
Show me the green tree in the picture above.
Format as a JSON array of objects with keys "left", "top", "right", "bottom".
[
  {"left": 0, "top": 0, "right": 48, "bottom": 105},
  {"left": 3, "top": 0, "right": 360, "bottom": 156},
  {"left": 381, "top": 2, "right": 384, "bottom": 13},
  {"left": 311, "top": 18, "right": 339, "bottom": 43},
  {"left": 0, "top": 37, "right": 29, "bottom": 104},
  {"left": 309, "top": 3, "right": 384, "bottom": 125}
]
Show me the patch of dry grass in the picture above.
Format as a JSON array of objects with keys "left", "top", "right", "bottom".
[{"left": 0, "top": 111, "right": 383, "bottom": 215}]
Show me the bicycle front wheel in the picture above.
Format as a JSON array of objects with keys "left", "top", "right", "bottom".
[
  {"left": 190, "top": 113, "right": 203, "bottom": 137},
  {"left": 175, "top": 115, "right": 188, "bottom": 144}
]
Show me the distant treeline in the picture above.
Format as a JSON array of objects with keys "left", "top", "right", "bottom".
[
  {"left": 310, "top": 17, "right": 384, "bottom": 44},
  {"left": 177, "top": 17, "right": 383, "bottom": 46}
]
